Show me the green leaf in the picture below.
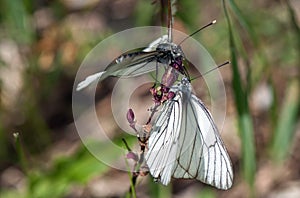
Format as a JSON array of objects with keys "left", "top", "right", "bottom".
[
  {"left": 271, "top": 80, "right": 299, "bottom": 162},
  {"left": 223, "top": 0, "right": 256, "bottom": 189},
  {"left": 227, "top": 0, "right": 268, "bottom": 91},
  {"left": 27, "top": 143, "right": 117, "bottom": 198}
]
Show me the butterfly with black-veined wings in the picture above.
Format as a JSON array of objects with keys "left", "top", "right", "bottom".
[
  {"left": 76, "top": 35, "right": 190, "bottom": 91},
  {"left": 145, "top": 77, "right": 233, "bottom": 190},
  {"left": 75, "top": 19, "right": 218, "bottom": 91}
]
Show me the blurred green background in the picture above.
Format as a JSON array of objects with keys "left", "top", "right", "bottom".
[{"left": 0, "top": 0, "right": 299, "bottom": 197}]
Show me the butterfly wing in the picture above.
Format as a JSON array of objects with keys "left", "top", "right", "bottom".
[
  {"left": 146, "top": 92, "right": 183, "bottom": 185},
  {"left": 76, "top": 35, "right": 172, "bottom": 91},
  {"left": 146, "top": 80, "right": 233, "bottom": 190},
  {"left": 103, "top": 51, "right": 162, "bottom": 78},
  {"left": 171, "top": 93, "right": 233, "bottom": 190},
  {"left": 76, "top": 50, "right": 162, "bottom": 91},
  {"left": 143, "top": 35, "right": 168, "bottom": 52}
]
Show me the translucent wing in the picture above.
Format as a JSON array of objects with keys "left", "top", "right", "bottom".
[
  {"left": 77, "top": 35, "right": 170, "bottom": 91},
  {"left": 76, "top": 51, "right": 161, "bottom": 91},
  {"left": 146, "top": 79, "right": 233, "bottom": 190}
]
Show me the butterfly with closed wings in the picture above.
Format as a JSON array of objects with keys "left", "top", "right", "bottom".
[{"left": 146, "top": 77, "right": 233, "bottom": 190}]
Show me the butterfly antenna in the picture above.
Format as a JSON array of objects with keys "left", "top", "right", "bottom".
[
  {"left": 178, "top": 20, "right": 217, "bottom": 46},
  {"left": 191, "top": 61, "right": 230, "bottom": 80}
]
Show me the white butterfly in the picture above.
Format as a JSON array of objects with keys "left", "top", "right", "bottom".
[
  {"left": 146, "top": 77, "right": 233, "bottom": 190},
  {"left": 76, "top": 35, "right": 188, "bottom": 91}
]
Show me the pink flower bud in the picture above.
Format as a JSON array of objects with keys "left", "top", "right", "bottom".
[
  {"left": 161, "top": 84, "right": 170, "bottom": 93},
  {"left": 126, "top": 151, "right": 139, "bottom": 161},
  {"left": 127, "top": 109, "right": 135, "bottom": 124},
  {"left": 167, "top": 91, "right": 176, "bottom": 100}
]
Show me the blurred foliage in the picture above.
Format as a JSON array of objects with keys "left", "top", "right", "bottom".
[
  {"left": 271, "top": 0, "right": 300, "bottom": 163},
  {"left": 0, "top": 0, "right": 299, "bottom": 197},
  {"left": 223, "top": 0, "right": 256, "bottom": 190},
  {"left": 0, "top": 0, "right": 34, "bottom": 44}
]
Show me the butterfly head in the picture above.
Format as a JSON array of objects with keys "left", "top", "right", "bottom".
[
  {"left": 177, "top": 77, "right": 192, "bottom": 93},
  {"left": 181, "top": 77, "right": 190, "bottom": 85},
  {"left": 156, "top": 43, "right": 184, "bottom": 58}
]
